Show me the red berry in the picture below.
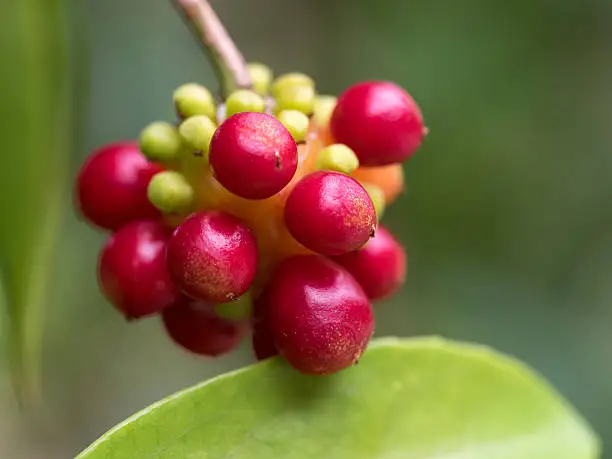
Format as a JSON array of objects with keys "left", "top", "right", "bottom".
[
  {"left": 284, "top": 171, "right": 376, "bottom": 256},
  {"left": 330, "top": 81, "right": 425, "bottom": 166},
  {"left": 76, "top": 141, "right": 162, "bottom": 231},
  {"left": 333, "top": 226, "right": 407, "bottom": 301},
  {"left": 162, "top": 297, "right": 247, "bottom": 357},
  {"left": 209, "top": 112, "right": 298, "bottom": 199},
  {"left": 166, "top": 210, "right": 258, "bottom": 303},
  {"left": 98, "top": 220, "right": 179, "bottom": 319},
  {"left": 252, "top": 325, "right": 278, "bottom": 361},
  {"left": 251, "top": 291, "right": 279, "bottom": 361},
  {"left": 268, "top": 255, "right": 374, "bottom": 375}
]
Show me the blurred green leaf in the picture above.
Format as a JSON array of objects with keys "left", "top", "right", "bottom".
[
  {"left": 77, "top": 337, "right": 599, "bottom": 459},
  {"left": 0, "top": 0, "right": 73, "bottom": 402}
]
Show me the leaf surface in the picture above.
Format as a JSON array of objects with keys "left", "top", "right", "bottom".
[
  {"left": 0, "top": 0, "right": 73, "bottom": 402},
  {"left": 78, "top": 337, "right": 600, "bottom": 459}
]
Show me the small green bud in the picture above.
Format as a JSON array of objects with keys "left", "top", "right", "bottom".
[
  {"left": 271, "top": 72, "right": 315, "bottom": 98},
  {"left": 147, "top": 171, "right": 194, "bottom": 214},
  {"left": 276, "top": 110, "right": 309, "bottom": 143},
  {"left": 275, "top": 85, "right": 315, "bottom": 115},
  {"left": 139, "top": 121, "right": 182, "bottom": 163},
  {"left": 247, "top": 62, "right": 273, "bottom": 95},
  {"left": 178, "top": 115, "right": 216, "bottom": 158},
  {"left": 173, "top": 83, "right": 216, "bottom": 120},
  {"left": 361, "top": 182, "right": 386, "bottom": 221},
  {"left": 215, "top": 291, "right": 253, "bottom": 320},
  {"left": 313, "top": 95, "right": 337, "bottom": 127},
  {"left": 316, "top": 144, "right": 360, "bottom": 174},
  {"left": 225, "top": 89, "right": 265, "bottom": 117}
]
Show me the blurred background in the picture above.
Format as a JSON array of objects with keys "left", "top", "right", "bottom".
[{"left": 1, "top": 0, "right": 611, "bottom": 457}]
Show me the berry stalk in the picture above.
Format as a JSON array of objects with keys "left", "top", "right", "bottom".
[{"left": 172, "top": 0, "right": 252, "bottom": 98}]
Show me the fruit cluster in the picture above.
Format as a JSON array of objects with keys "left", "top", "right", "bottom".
[{"left": 76, "top": 64, "right": 425, "bottom": 375}]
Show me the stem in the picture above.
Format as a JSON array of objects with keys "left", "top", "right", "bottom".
[{"left": 172, "top": 0, "right": 252, "bottom": 98}]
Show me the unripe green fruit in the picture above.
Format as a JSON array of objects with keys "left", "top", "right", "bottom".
[
  {"left": 215, "top": 291, "right": 253, "bottom": 320},
  {"left": 275, "top": 85, "right": 315, "bottom": 115},
  {"left": 147, "top": 171, "right": 194, "bottom": 213},
  {"left": 315, "top": 143, "right": 360, "bottom": 175},
  {"left": 361, "top": 182, "right": 386, "bottom": 220},
  {"left": 313, "top": 95, "right": 337, "bottom": 127},
  {"left": 276, "top": 110, "right": 309, "bottom": 143},
  {"left": 178, "top": 115, "right": 216, "bottom": 158},
  {"left": 247, "top": 62, "right": 273, "bottom": 95},
  {"left": 225, "top": 90, "right": 265, "bottom": 117},
  {"left": 139, "top": 122, "right": 182, "bottom": 163},
  {"left": 174, "top": 83, "right": 216, "bottom": 120},
  {"left": 271, "top": 72, "right": 315, "bottom": 98}
]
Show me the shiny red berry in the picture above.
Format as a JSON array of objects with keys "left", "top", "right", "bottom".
[
  {"left": 166, "top": 210, "right": 258, "bottom": 303},
  {"left": 251, "top": 291, "right": 279, "bottom": 361},
  {"left": 76, "top": 141, "right": 162, "bottom": 231},
  {"left": 333, "top": 226, "right": 407, "bottom": 301},
  {"left": 268, "top": 255, "right": 374, "bottom": 375},
  {"left": 162, "top": 297, "right": 247, "bottom": 357},
  {"left": 330, "top": 81, "right": 425, "bottom": 166},
  {"left": 209, "top": 112, "right": 298, "bottom": 199},
  {"left": 284, "top": 171, "right": 376, "bottom": 256},
  {"left": 98, "top": 220, "right": 179, "bottom": 319}
]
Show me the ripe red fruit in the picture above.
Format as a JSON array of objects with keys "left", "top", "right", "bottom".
[
  {"left": 76, "top": 141, "right": 162, "bottom": 231},
  {"left": 162, "top": 297, "right": 247, "bottom": 356},
  {"left": 284, "top": 171, "right": 377, "bottom": 256},
  {"left": 330, "top": 81, "right": 425, "bottom": 166},
  {"left": 251, "top": 291, "right": 279, "bottom": 361},
  {"left": 209, "top": 112, "right": 298, "bottom": 199},
  {"left": 333, "top": 226, "right": 407, "bottom": 300},
  {"left": 166, "top": 210, "right": 258, "bottom": 303},
  {"left": 252, "top": 323, "right": 278, "bottom": 361},
  {"left": 268, "top": 255, "right": 374, "bottom": 375},
  {"left": 98, "top": 220, "right": 179, "bottom": 319}
]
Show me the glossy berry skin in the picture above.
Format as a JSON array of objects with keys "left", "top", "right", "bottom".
[
  {"left": 331, "top": 81, "right": 425, "bottom": 166},
  {"left": 209, "top": 112, "right": 298, "bottom": 199},
  {"left": 162, "top": 297, "right": 247, "bottom": 357},
  {"left": 98, "top": 220, "right": 179, "bottom": 319},
  {"left": 166, "top": 211, "right": 258, "bottom": 303},
  {"left": 285, "top": 171, "right": 377, "bottom": 256},
  {"left": 251, "top": 291, "right": 279, "bottom": 361},
  {"left": 333, "top": 226, "right": 406, "bottom": 301},
  {"left": 268, "top": 255, "right": 374, "bottom": 375},
  {"left": 76, "top": 142, "right": 162, "bottom": 231}
]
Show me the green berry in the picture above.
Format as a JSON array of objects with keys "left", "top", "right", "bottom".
[
  {"left": 315, "top": 143, "right": 359, "bottom": 174},
  {"left": 275, "top": 85, "right": 315, "bottom": 115},
  {"left": 173, "top": 83, "right": 216, "bottom": 120},
  {"left": 361, "top": 182, "right": 386, "bottom": 221},
  {"left": 139, "top": 122, "right": 182, "bottom": 163},
  {"left": 225, "top": 90, "right": 265, "bottom": 118},
  {"left": 271, "top": 72, "right": 315, "bottom": 98},
  {"left": 147, "top": 171, "right": 194, "bottom": 214},
  {"left": 247, "top": 62, "right": 273, "bottom": 95},
  {"left": 178, "top": 115, "right": 216, "bottom": 157},
  {"left": 276, "top": 110, "right": 309, "bottom": 143},
  {"left": 215, "top": 292, "right": 253, "bottom": 320},
  {"left": 313, "top": 95, "right": 337, "bottom": 127}
]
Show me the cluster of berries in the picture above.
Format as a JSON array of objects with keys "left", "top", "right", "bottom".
[{"left": 75, "top": 63, "right": 426, "bottom": 375}]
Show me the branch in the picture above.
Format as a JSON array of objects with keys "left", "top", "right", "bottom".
[{"left": 172, "top": 0, "right": 252, "bottom": 98}]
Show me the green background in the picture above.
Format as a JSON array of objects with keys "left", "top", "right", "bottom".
[{"left": 1, "top": 0, "right": 611, "bottom": 457}]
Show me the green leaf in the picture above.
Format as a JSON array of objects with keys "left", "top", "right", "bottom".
[
  {"left": 0, "top": 0, "right": 73, "bottom": 403},
  {"left": 78, "top": 337, "right": 600, "bottom": 459}
]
